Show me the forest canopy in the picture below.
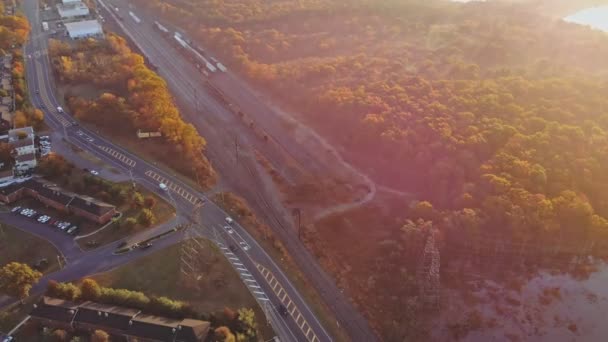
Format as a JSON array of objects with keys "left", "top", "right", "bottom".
[
  {"left": 135, "top": 0, "right": 608, "bottom": 254},
  {"left": 48, "top": 35, "right": 216, "bottom": 187}
]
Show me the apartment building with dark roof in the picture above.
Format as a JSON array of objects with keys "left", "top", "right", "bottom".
[
  {"left": 28, "top": 297, "right": 210, "bottom": 342},
  {"left": 0, "top": 178, "right": 117, "bottom": 224}
]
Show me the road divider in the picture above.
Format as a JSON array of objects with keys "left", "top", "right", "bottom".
[
  {"left": 144, "top": 170, "right": 199, "bottom": 204},
  {"left": 257, "top": 264, "right": 320, "bottom": 342},
  {"left": 97, "top": 145, "right": 137, "bottom": 167}
]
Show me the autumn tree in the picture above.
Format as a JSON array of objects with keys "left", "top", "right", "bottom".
[
  {"left": 90, "top": 330, "right": 110, "bottom": 342},
  {"left": 80, "top": 278, "right": 102, "bottom": 301},
  {"left": 214, "top": 326, "right": 236, "bottom": 342},
  {"left": 51, "top": 329, "right": 69, "bottom": 342},
  {"left": 0, "top": 262, "right": 42, "bottom": 301}
]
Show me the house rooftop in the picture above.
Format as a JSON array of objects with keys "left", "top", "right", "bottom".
[
  {"left": 8, "top": 126, "right": 34, "bottom": 139},
  {"left": 30, "top": 296, "right": 79, "bottom": 323},
  {"left": 15, "top": 152, "right": 36, "bottom": 163},
  {"left": 75, "top": 302, "right": 140, "bottom": 331},
  {"left": 11, "top": 137, "right": 34, "bottom": 149},
  {"left": 69, "top": 196, "right": 115, "bottom": 216}
]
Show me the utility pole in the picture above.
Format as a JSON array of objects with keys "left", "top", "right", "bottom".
[
  {"left": 234, "top": 135, "right": 239, "bottom": 164},
  {"left": 292, "top": 208, "right": 301, "bottom": 240},
  {"left": 128, "top": 168, "right": 136, "bottom": 191}
]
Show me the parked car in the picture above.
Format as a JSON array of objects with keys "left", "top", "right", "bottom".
[
  {"left": 90, "top": 170, "right": 99, "bottom": 175},
  {"left": 224, "top": 225, "right": 234, "bottom": 234},
  {"left": 11, "top": 206, "right": 21, "bottom": 213},
  {"left": 67, "top": 226, "right": 79, "bottom": 235},
  {"left": 225, "top": 217, "right": 234, "bottom": 224},
  {"left": 141, "top": 242, "right": 153, "bottom": 249}
]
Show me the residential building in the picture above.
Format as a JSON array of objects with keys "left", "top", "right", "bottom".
[
  {"left": 56, "top": 1, "right": 89, "bottom": 19},
  {"left": 0, "top": 165, "right": 14, "bottom": 184},
  {"left": 29, "top": 297, "right": 210, "bottom": 342},
  {"left": 7, "top": 127, "right": 36, "bottom": 174},
  {"left": 0, "top": 178, "right": 117, "bottom": 224},
  {"left": 65, "top": 20, "right": 103, "bottom": 39},
  {"left": 68, "top": 195, "right": 116, "bottom": 224},
  {"left": 30, "top": 297, "right": 79, "bottom": 331}
]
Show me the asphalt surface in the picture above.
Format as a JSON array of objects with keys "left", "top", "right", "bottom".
[
  {"left": 0, "top": 1, "right": 336, "bottom": 341},
  {"left": 97, "top": 1, "right": 378, "bottom": 341}
]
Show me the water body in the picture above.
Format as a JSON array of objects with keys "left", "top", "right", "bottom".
[{"left": 563, "top": 5, "right": 608, "bottom": 32}]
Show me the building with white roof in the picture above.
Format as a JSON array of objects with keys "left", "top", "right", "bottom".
[
  {"left": 56, "top": 1, "right": 89, "bottom": 19},
  {"left": 65, "top": 20, "right": 103, "bottom": 39}
]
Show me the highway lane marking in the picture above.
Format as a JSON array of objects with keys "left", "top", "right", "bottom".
[
  {"left": 144, "top": 170, "right": 199, "bottom": 204},
  {"left": 97, "top": 145, "right": 136, "bottom": 167},
  {"left": 256, "top": 264, "right": 320, "bottom": 342},
  {"left": 34, "top": 59, "right": 72, "bottom": 128}
]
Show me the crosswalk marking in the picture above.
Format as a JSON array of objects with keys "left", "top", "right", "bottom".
[
  {"left": 97, "top": 145, "right": 136, "bottom": 167},
  {"left": 256, "top": 264, "right": 320, "bottom": 342},
  {"left": 144, "top": 170, "right": 199, "bottom": 204}
]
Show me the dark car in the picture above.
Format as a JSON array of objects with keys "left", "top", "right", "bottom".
[
  {"left": 141, "top": 242, "right": 153, "bottom": 249},
  {"left": 278, "top": 304, "right": 288, "bottom": 316}
]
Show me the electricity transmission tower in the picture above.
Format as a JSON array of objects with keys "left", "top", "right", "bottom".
[
  {"left": 179, "top": 198, "right": 206, "bottom": 287},
  {"left": 417, "top": 231, "right": 441, "bottom": 310}
]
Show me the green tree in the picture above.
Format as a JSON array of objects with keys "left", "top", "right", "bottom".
[
  {"left": 123, "top": 217, "right": 137, "bottom": 229},
  {"left": 0, "top": 262, "right": 42, "bottom": 301},
  {"left": 138, "top": 209, "right": 156, "bottom": 226},
  {"left": 236, "top": 308, "right": 257, "bottom": 340},
  {"left": 132, "top": 192, "right": 144, "bottom": 208}
]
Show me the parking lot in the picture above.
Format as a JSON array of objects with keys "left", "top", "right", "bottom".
[{"left": 10, "top": 204, "right": 80, "bottom": 236}]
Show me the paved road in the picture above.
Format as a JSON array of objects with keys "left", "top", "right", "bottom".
[
  {"left": 5, "top": 1, "right": 335, "bottom": 341},
  {"left": 98, "top": 1, "right": 378, "bottom": 341}
]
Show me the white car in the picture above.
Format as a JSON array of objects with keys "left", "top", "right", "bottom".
[
  {"left": 40, "top": 135, "right": 50, "bottom": 139},
  {"left": 57, "top": 106, "right": 63, "bottom": 113},
  {"left": 90, "top": 170, "right": 99, "bottom": 175},
  {"left": 239, "top": 241, "right": 250, "bottom": 251},
  {"left": 87, "top": 137, "right": 94, "bottom": 142},
  {"left": 77, "top": 131, "right": 84, "bottom": 136},
  {"left": 224, "top": 225, "right": 234, "bottom": 234},
  {"left": 225, "top": 217, "right": 234, "bottom": 224},
  {"left": 11, "top": 206, "right": 21, "bottom": 213}
]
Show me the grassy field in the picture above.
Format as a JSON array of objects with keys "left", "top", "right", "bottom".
[
  {"left": 0, "top": 223, "right": 61, "bottom": 332},
  {"left": 0, "top": 223, "right": 60, "bottom": 274},
  {"left": 93, "top": 241, "right": 274, "bottom": 339}
]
